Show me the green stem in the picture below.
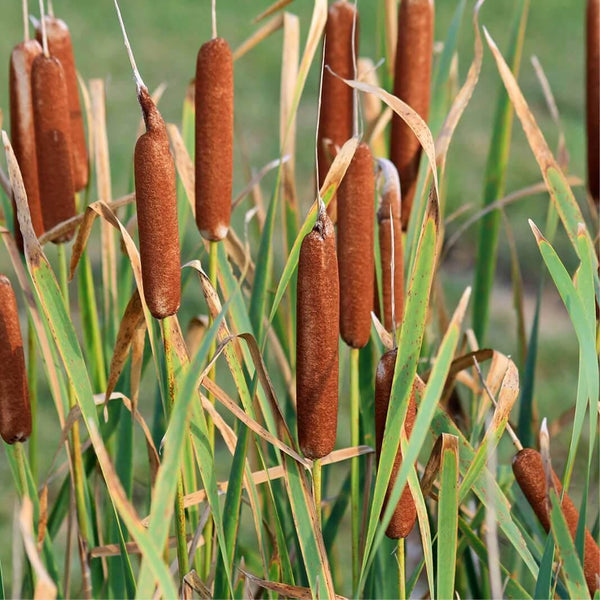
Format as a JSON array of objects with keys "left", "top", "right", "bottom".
[
  {"left": 162, "top": 319, "right": 190, "bottom": 580},
  {"left": 313, "top": 459, "right": 322, "bottom": 529},
  {"left": 350, "top": 347, "right": 360, "bottom": 595},
  {"left": 398, "top": 538, "right": 406, "bottom": 600},
  {"left": 27, "top": 318, "right": 38, "bottom": 482},
  {"left": 14, "top": 441, "right": 29, "bottom": 498}
]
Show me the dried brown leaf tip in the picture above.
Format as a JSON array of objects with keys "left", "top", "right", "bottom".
[
  {"left": 0, "top": 275, "right": 31, "bottom": 445},
  {"left": 390, "top": 0, "right": 434, "bottom": 229},
  {"left": 337, "top": 141, "right": 375, "bottom": 349},
  {"left": 10, "top": 39, "right": 44, "bottom": 252},
  {"left": 134, "top": 87, "right": 181, "bottom": 319},
  {"left": 317, "top": 1, "right": 357, "bottom": 191},
  {"left": 195, "top": 37, "right": 234, "bottom": 241},
  {"left": 31, "top": 52, "right": 76, "bottom": 242},
  {"left": 513, "top": 448, "right": 600, "bottom": 595},
  {"left": 587, "top": 0, "right": 599, "bottom": 204},
  {"left": 374, "top": 349, "right": 417, "bottom": 539},
  {"left": 296, "top": 209, "right": 339, "bottom": 459},
  {"left": 36, "top": 16, "right": 88, "bottom": 191}
]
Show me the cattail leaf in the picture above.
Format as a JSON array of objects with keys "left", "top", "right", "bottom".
[
  {"left": 253, "top": 0, "right": 295, "bottom": 23},
  {"left": 233, "top": 13, "right": 284, "bottom": 61},
  {"left": 436, "top": 434, "right": 459, "bottom": 599}
]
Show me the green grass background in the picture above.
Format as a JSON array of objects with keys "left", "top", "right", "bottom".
[{"left": 0, "top": 0, "right": 593, "bottom": 588}]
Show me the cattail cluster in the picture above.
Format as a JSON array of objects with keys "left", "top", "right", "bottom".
[
  {"left": 0, "top": 275, "right": 31, "bottom": 445},
  {"left": 337, "top": 142, "right": 375, "bottom": 348},
  {"left": 374, "top": 349, "right": 417, "bottom": 538},
  {"left": 390, "top": 0, "right": 434, "bottom": 230},
  {"left": 195, "top": 37, "right": 234, "bottom": 241},
  {"left": 587, "top": 0, "right": 599, "bottom": 205},
  {"left": 513, "top": 448, "right": 600, "bottom": 595},
  {"left": 296, "top": 209, "right": 339, "bottom": 459}
]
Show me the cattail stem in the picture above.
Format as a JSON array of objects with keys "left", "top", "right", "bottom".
[
  {"left": 313, "top": 459, "right": 323, "bottom": 528},
  {"left": 162, "top": 319, "right": 190, "bottom": 580},
  {"left": 14, "top": 441, "right": 29, "bottom": 498},
  {"left": 397, "top": 538, "right": 406, "bottom": 600},
  {"left": 38, "top": 0, "right": 48, "bottom": 56},
  {"left": 211, "top": 0, "right": 217, "bottom": 39},
  {"left": 350, "top": 347, "right": 360, "bottom": 594},
  {"left": 22, "top": 0, "right": 29, "bottom": 41},
  {"left": 27, "top": 319, "right": 38, "bottom": 481}
]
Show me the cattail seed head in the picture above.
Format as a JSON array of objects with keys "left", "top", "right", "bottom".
[
  {"left": 36, "top": 16, "right": 88, "bottom": 191},
  {"left": 195, "top": 37, "right": 233, "bottom": 241},
  {"left": 0, "top": 275, "right": 31, "bottom": 445},
  {"left": 513, "top": 448, "right": 600, "bottom": 594},
  {"left": 317, "top": 1, "right": 357, "bottom": 191},
  {"left": 337, "top": 142, "right": 375, "bottom": 348},
  {"left": 377, "top": 159, "right": 404, "bottom": 332},
  {"left": 10, "top": 39, "right": 45, "bottom": 251},
  {"left": 375, "top": 349, "right": 417, "bottom": 539},
  {"left": 587, "top": 0, "right": 599, "bottom": 204},
  {"left": 31, "top": 53, "right": 76, "bottom": 241},
  {"left": 296, "top": 210, "right": 339, "bottom": 459},
  {"left": 390, "top": 0, "right": 434, "bottom": 230},
  {"left": 134, "top": 87, "right": 181, "bottom": 319}
]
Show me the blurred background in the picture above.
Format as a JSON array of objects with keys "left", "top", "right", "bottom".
[{"left": 0, "top": 0, "right": 594, "bottom": 584}]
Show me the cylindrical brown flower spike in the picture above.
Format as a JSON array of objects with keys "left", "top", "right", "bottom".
[
  {"left": 337, "top": 142, "right": 375, "bottom": 348},
  {"left": 31, "top": 52, "right": 76, "bottom": 241},
  {"left": 513, "top": 448, "right": 600, "bottom": 595},
  {"left": 317, "top": 1, "right": 357, "bottom": 191},
  {"left": 375, "top": 349, "right": 417, "bottom": 538},
  {"left": 135, "top": 88, "right": 181, "bottom": 319},
  {"left": 296, "top": 209, "right": 339, "bottom": 459},
  {"left": 587, "top": 0, "right": 599, "bottom": 205},
  {"left": 377, "top": 159, "right": 404, "bottom": 332},
  {"left": 36, "top": 16, "right": 88, "bottom": 191},
  {"left": 390, "top": 0, "right": 434, "bottom": 230},
  {"left": 195, "top": 37, "right": 233, "bottom": 241},
  {"left": 0, "top": 275, "right": 31, "bottom": 445},
  {"left": 10, "top": 39, "right": 45, "bottom": 251}
]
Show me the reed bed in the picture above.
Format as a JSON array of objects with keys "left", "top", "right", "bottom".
[{"left": 0, "top": 1, "right": 597, "bottom": 598}]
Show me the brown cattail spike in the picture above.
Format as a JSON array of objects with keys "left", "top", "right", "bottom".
[
  {"left": 513, "top": 448, "right": 600, "bottom": 595},
  {"left": 31, "top": 53, "right": 76, "bottom": 241},
  {"left": 36, "top": 16, "right": 88, "bottom": 191},
  {"left": 337, "top": 142, "right": 375, "bottom": 348},
  {"left": 587, "top": 0, "right": 599, "bottom": 204},
  {"left": 134, "top": 88, "right": 181, "bottom": 319},
  {"left": 0, "top": 275, "right": 31, "bottom": 444},
  {"left": 296, "top": 209, "right": 339, "bottom": 459},
  {"left": 390, "top": 0, "right": 434, "bottom": 229},
  {"left": 377, "top": 159, "right": 404, "bottom": 332},
  {"left": 10, "top": 39, "right": 44, "bottom": 251},
  {"left": 317, "top": 1, "right": 357, "bottom": 191},
  {"left": 374, "top": 349, "right": 417, "bottom": 538},
  {"left": 195, "top": 37, "right": 234, "bottom": 241}
]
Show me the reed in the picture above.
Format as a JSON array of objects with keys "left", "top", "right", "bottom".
[{"left": 587, "top": 0, "right": 599, "bottom": 204}]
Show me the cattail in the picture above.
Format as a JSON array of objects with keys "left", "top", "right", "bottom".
[
  {"left": 296, "top": 209, "right": 339, "bottom": 459},
  {"left": 587, "top": 0, "right": 599, "bottom": 204},
  {"left": 135, "top": 88, "right": 181, "bottom": 319},
  {"left": 36, "top": 16, "right": 88, "bottom": 191},
  {"left": 377, "top": 159, "right": 404, "bottom": 332},
  {"left": 317, "top": 1, "right": 357, "bottom": 191},
  {"left": 390, "top": 0, "right": 434, "bottom": 230},
  {"left": 0, "top": 275, "right": 31, "bottom": 445},
  {"left": 513, "top": 448, "right": 600, "bottom": 594},
  {"left": 9, "top": 39, "right": 44, "bottom": 250},
  {"left": 195, "top": 37, "right": 233, "bottom": 241},
  {"left": 337, "top": 142, "right": 375, "bottom": 348},
  {"left": 374, "top": 348, "right": 417, "bottom": 538},
  {"left": 31, "top": 49, "right": 76, "bottom": 240}
]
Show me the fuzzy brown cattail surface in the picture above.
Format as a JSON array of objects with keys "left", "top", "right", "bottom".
[
  {"left": 134, "top": 87, "right": 181, "bottom": 319},
  {"left": 31, "top": 52, "right": 76, "bottom": 241},
  {"left": 10, "top": 39, "right": 44, "bottom": 250},
  {"left": 36, "top": 16, "right": 88, "bottom": 191},
  {"left": 374, "top": 348, "right": 417, "bottom": 539},
  {"left": 587, "top": 0, "right": 599, "bottom": 204},
  {"left": 513, "top": 448, "right": 600, "bottom": 595},
  {"left": 377, "top": 158, "right": 404, "bottom": 332},
  {"left": 337, "top": 142, "right": 375, "bottom": 349},
  {"left": 0, "top": 275, "right": 31, "bottom": 445},
  {"left": 317, "top": 1, "right": 357, "bottom": 192},
  {"left": 195, "top": 37, "right": 233, "bottom": 241},
  {"left": 390, "top": 0, "right": 434, "bottom": 230},
  {"left": 296, "top": 209, "right": 339, "bottom": 459}
]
